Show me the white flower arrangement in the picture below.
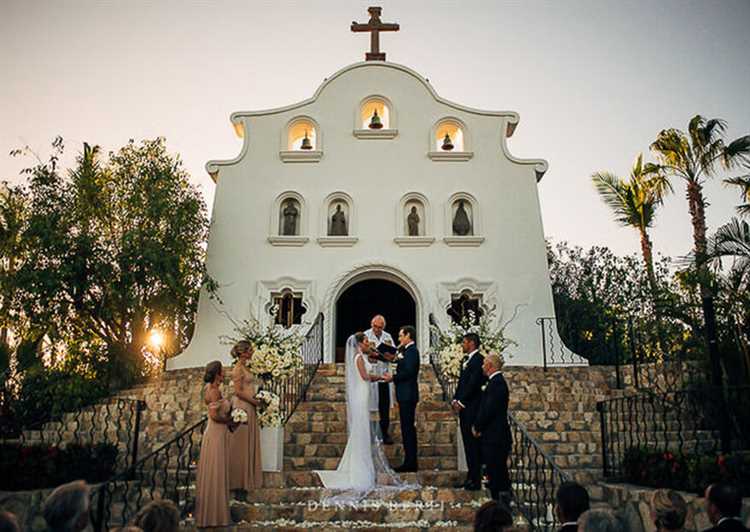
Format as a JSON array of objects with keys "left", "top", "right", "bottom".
[
  {"left": 432, "top": 308, "right": 516, "bottom": 379},
  {"left": 231, "top": 408, "right": 248, "bottom": 424},
  {"left": 255, "top": 389, "right": 282, "bottom": 428}
]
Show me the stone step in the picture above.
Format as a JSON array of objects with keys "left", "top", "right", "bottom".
[
  {"left": 286, "top": 428, "right": 457, "bottom": 445},
  {"left": 284, "top": 443, "right": 456, "bottom": 459},
  {"left": 284, "top": 455, "right": 458, "bottom": 471},
  {"left": 237, "top": 486, "right": 488, "bottom": 505},
  {"left": 260, "top": 470, "right": 466, "bottom": 488}
]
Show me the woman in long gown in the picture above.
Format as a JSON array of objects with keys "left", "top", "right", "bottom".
[
  {"left": 195, "top": 361, "right": 234, "bottom": 528},
  {"left": 228, "top": 341, "right": 263, "bottom": 493}
]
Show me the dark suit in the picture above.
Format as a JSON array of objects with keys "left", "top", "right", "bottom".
[
  {"left": 704, "top": 519, "right": 749, "bottom": 532},
  {"left": 452, "top": 351, "right": 486, "bottom": 485},
  {"left": 391, "top": 343, "right": 420, "bottom": 469},
  {"left": 559, "top": 524, "right": 578, "bottom": 532},
  {"left": 473, "top": 371, "right": 512, "bottom": 500}
]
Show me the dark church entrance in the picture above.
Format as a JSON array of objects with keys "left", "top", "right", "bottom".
[{"left": 334, "top": 279, "right": 417, "bottom": 363}]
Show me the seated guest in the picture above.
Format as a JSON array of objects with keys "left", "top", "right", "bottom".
[
  {"left": 0, "top": 512, "right": 20, "bottom": 532},
  {"left": 472, "top": 353, "right": 512, "bottom": 504},
  {"left": 132, "top": 500, "right": 180, "bottom": 532},
  {"left": 650, "top": 489, "right": 688, "bottom": 532},
  {"left": 41, "top": 480, "right": 90, "bottom": 532},
  {"left": 577, "top": 509, "right": 624, "bottom": 532},
  {"left": 704, "top": 483, "right": 748, "bottom": 532},
  {"left": 555, "top": 481, "right": 590, "bottom": 532},
  {"left": 474, "top": 500, "right": 513, "bottom": 531}
]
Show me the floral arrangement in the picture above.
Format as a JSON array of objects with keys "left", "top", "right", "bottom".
[
  {"left": 256, "top": 389, "right": 282, "bottom": 428},
  {"left": 231, "top": 408, "right": 248, "bottom": 424},
  {"left": 432, "top": 308, "right": 516, "bottom": 379},
  {"left": 225, "top": 309, "right": 304, "bottom": 381}
]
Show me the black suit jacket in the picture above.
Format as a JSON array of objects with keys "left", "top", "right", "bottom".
[
  {"left": 473, "top": 372, "right": 511, "bottom": 448},
  {"left": 704, "top": 519, "right": 750, "bottom": 532},
  {"left": 391, "top": 343, "right": 420, "bottom": 403},
  {"left": 452, "top": 351, "right": 486, "bottom": 422}
]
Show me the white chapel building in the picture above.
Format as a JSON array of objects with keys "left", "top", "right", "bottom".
[{"left": 170, "top": 9, "right": 561, "bottom": 369}]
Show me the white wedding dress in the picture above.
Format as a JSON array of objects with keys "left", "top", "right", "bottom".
[{"left": 315, "top": 335, "right": 412, "bottom": 495}]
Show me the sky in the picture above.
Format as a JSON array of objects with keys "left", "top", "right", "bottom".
[{"left": 1, "top": 0, "right": 748, "bottom": 260}]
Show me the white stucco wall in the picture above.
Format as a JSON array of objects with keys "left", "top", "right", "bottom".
[{"left": 169, "top": 61, "right": 560, "bottom": 369}]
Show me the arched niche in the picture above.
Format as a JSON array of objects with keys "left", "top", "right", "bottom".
[
  {"left": 394, "top": 192, "right": 435, "bottom": 247},
  {"left": 318, "top": 191, "right": 358, "bottom": 247},
  {"left": 268, "top": 191, "right": 309, "bottom": 246},
  {"left": 444, "top": 192, "right": 484, "bottom": 247},
  {"left": 354, "top": 95, "right": 398, "bottom": 139},
  {"left": 429, "top": 117, "right": 473, "bottom": 161},
  {"left": 280, "top": 116, "right": 323, "bottom": 162}
]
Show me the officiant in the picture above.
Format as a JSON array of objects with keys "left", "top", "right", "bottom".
[{"left": 365, "top": 314, "right": 395, "bottom": 444}]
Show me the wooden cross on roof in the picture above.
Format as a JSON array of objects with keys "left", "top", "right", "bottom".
[{"left": 351, "top": 6, "right": 399, "bottom": 61}]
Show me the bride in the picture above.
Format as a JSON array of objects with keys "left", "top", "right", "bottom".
[{"left": 315, "top": 332, "right": 406, "bottom": 492}]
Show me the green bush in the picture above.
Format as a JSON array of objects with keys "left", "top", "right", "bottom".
[
  {"left": 622, "top": 446, "right": 750, "bottom": 496},
  {"left": 0, "top": 442, "right": 118, "bottom": 490}
]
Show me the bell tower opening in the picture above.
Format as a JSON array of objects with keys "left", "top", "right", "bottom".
[{"left": 334, "top": 279, "right": 416, "bottom": 363}]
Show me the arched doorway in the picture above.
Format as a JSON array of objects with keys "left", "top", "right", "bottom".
[{"left": 334, "top": 279, "right": 417, "bottom": 363}]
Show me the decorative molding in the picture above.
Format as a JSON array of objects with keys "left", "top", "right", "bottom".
[
  {"left": 443, "top": 236, "right": 485, "bottom": 247},
  {"left": 428, "top": 151, "right": 473, "bottom": 162},
  {"left": 394, "top": 236, "right": 435, "bottom": 247},
  {"left": 257, "top": 276, "right": 317, "bottom": 326},
  {"left": 279, "top": 150, "right": 323, "bottom": 163},
  {"left": 436, "top": 277, "right": 498, "bottom": 321},
  {"left": 267, "top": 236, "right": 309, "bottom": 247},
  {"left": 317, "top": 236, "right": 359, "bottom": 247},
  {"left": 353, "top": 128, "right": 399, "bottom": 139}
]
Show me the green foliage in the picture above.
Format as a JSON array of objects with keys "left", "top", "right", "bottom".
[
  {"left": 4, "top": 137, "right": 215, "bottom": 386},
  {"left": 0, "top": 442, "right": 118, "bottom": 490},
  {"left": 622, "top": 446, "right": 750, "bottom": 496}
]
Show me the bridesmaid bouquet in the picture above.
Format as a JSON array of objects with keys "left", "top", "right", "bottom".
[
  {"left": 231, "top": 408, "right": 248, "bottom": 424},
  {"left": 255, "top": 389, "right": 282, "bottom": 428}
]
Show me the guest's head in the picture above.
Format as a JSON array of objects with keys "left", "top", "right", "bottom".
[
  {"left": 370, "top": 315, "right": 386, "bottom": 336},
  {"left": 555, "top": 481, "right": 590, "bottom": 524},
  {"left": 42, "top": 480, "right": 90, "bottom": 532},
  {"left": 398, "top": 325, "right": 416, "bottom": 347},
  {"left": 203, "top": 360, "right": 223, "bottom": 384},
  {"left": 230, "top": 340, "right": 253, "bottom": 362},
  {"left": 482, "top": 353, "right": 504, "bottom": 377},
  {"left": 577, "top": 509, "right": 623, "bottom": 532},
  {"left": 131, "top": 499, "right": 179, "bottom": 532},
  {"left": 462, "top": 333, "right": 480, "bottom": 354},
  {"left": 354, "top": 331, "right": 368, "bottom": 351},
  {"left": 705, "top": 482, "right": 742, "bottom": 524},
  {"left": 474, "top": 500, "right": 513, "bottom": 532},
  {"left": 650, "top": 489, "right": 687, "bottom": 532},
  {"left": 0, "top": 512, "right": 20, "bottom": 532}
]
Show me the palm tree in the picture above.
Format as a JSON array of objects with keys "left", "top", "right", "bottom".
[
  {"left": 725, "top": 172, "right": 750, "bottom": 216},
  {"left": 650, "top": 115, "right": 750, "bottom": 385},
  {"left": 592, "top": 153, "right": 671, "bottom": 302}
]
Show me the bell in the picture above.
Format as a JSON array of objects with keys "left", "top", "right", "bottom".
[
  {"left": 300, "top": 130, "right": 313, "bottom": 150},
  {"left": 441, "top": 133, "right": 454, "bottom": 151},
  {"left": 368, "top": 109, "right": 383, "bottom": 129}
]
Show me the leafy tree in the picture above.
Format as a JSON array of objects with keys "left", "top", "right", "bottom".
[{"left": 10, "top": 137, "right": 215, "bottom": 386}]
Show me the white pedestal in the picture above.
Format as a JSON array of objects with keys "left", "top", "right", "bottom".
[
  {"left": 456, "top": 421, "right": 468, "bottom": 472},
  {"left": 261, "top": 426, "right": 284, "bottom": 472}
]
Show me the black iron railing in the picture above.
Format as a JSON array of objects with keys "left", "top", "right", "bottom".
[
  {"left": 597, "top": 386, "right": 750, "bottom": 480},
  {"left": 91, "top": 417, "right": 207, "bottom": 532},
  {"left": 536, "top": 317, "right": 588, "bottom": 370},
  {"left": 0, "top": 369, "right": 146, "bottom": 473},
  {"left": 265, "top": 312, "right": 324, "bottom": 423},
  {"left": 429, "top": 342, "right": 569, "bottom": 531}
]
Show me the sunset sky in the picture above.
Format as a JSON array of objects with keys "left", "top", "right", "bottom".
[{"left": 2, "top": 0, "right": 748, "bottom": 259}]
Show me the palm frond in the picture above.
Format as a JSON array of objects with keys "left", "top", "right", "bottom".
[
  {"left": 723, "top": 135, "right": 750, "bottom": 168},
  {"left": 592, "top": 171, "right": 630, "bottom": 223}
]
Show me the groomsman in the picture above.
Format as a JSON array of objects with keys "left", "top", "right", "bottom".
[
  {"left": 472, "top": 353, "right": 512, "bottom": 503},
  {"left": 450, "top": 333, "right": 486, "bottom": 490},
  {"left": 365, "top": 314, "right": 395, "bottom": 444}
]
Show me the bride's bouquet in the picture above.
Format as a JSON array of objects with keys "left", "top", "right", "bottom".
[
  {"left": 432, "top": 308, "right": 516, "bottom": 379},
  {"left": 255, "top": 389, "right": 282, "bottom": 428}
]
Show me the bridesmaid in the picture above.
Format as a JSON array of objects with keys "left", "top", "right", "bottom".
[
  {"left": 228, "top": 341, "right": 263, "bottom": 494},
  {"left": 195, "top": 361, "right": 235, "bottom": 528}
]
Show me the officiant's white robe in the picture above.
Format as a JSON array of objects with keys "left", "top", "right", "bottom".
[{"left": 364, "top": 328, "right": 395, "bottom": 412}]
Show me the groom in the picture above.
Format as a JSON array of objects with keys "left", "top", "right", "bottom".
[{"left": 382, "top": 325, "right": 420, "bottom": 473}]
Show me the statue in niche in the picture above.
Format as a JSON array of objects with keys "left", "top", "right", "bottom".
[
  {"left": 330, "top": 203, "right": 348, "bottom": 236},
  {"left": 281, "top": 200, "right": 299, "bottom": 236},
  {"left": 407, "top": 205, "right": 420, "bottom": 236},
  {"left": 452, "top": 200, "right": 472, "bottom": 236}
]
